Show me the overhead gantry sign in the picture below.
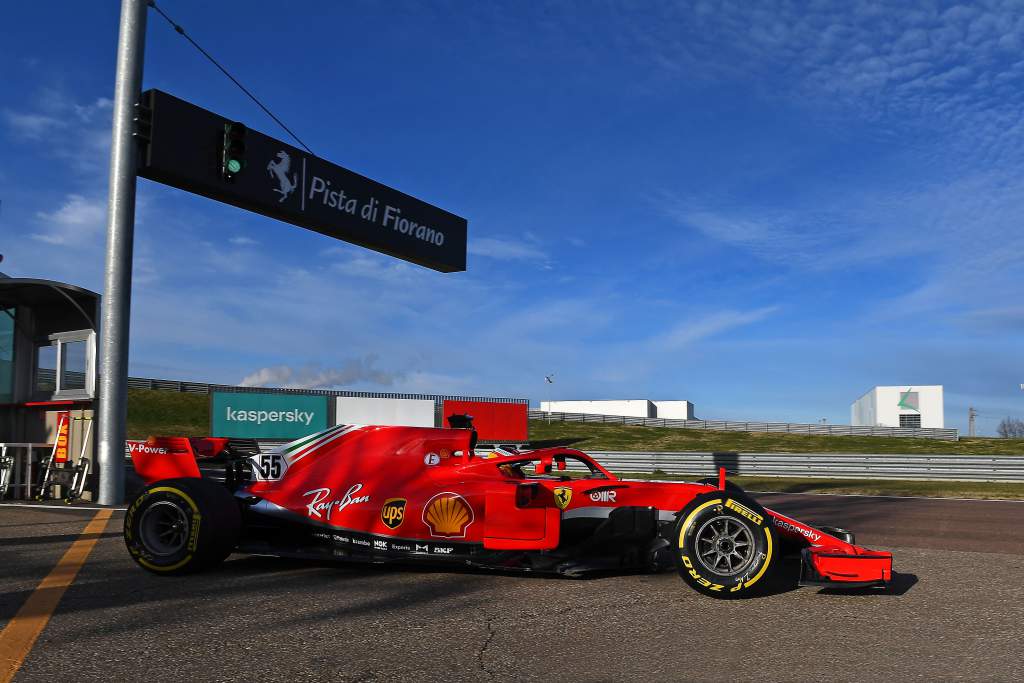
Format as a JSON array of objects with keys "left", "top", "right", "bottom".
[{"left": 136, "top": 89, "right": 467, "bottom": 273}]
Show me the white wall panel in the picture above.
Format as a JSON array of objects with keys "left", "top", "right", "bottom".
[
  {"left": 541, "top": 400, "right": 655, "bottom": 418},
  {"left": 653, "top": 401, "right": 694, "bottom": 420},
  {"left": 335, "top": 396, "right": 436, "bottom": 427}
]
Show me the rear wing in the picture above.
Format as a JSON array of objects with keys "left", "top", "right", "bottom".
[{"left": 126, "top": 436, "right": 258, "bottom": 484}]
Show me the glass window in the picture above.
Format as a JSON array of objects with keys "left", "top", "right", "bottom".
[
  {"left": 36, "top": 344, "right": 58, "bottom": 394},
  {"left": 899, "top": 414, "right": 921, "bottom": 428},
  {"left": 0, "top": 308, "right": 13, "bottom": 403},
  {"left": 60, "top": 340, "right": 87, "bottom": 391}
]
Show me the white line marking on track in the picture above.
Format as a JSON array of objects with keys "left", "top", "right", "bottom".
[{"left": 0, "top": 503, "right": 127, "bottom": 511}]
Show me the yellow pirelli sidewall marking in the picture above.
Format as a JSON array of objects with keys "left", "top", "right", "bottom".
[
  {"left": 0, "top": 509, "right": 112, "bottom": 683},
  {"left": 725, "top": 498, "right": 764, "bottom": 525},
  {"left": 147, "top": 486, "right": 199, "bottom": 515},
  {"left": 135, "top": 486, "right": 201, "bottom": 573},
  {"left": 743, "top": 527, "right": 774, "bottom": 588},
  {"left": 679, "top": 497, "right": 773, "bottom": 592},
  {"left": 677, "top": 498, "right": 723, "bottom": 549}
]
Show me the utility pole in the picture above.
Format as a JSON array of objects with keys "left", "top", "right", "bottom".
[
  {"left": 544, "top": 374, "right": 554, "bottom": 424},
  {"left": 968, "top": 407, "right": 977, "bottom": 438},
  {"left": 96, "top": 0, "right": 147, "bottom": 506}
]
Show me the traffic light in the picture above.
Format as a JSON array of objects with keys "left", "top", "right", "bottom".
[{"left": 221, "top": 122, "right": 247, "bottom": 181}]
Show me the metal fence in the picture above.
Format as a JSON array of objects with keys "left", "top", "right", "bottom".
[
  {"left": 127, "top": 375, "right": 529, "bottom": 427},
  {"left": 127, "top": 375, "right": 528, "bottom": 404},
  {"left": 579, "top": 451, "right": 1024, "bottom": 483},
  {"left": 530, "top": 410, "right": 960, "bottom": 441}
]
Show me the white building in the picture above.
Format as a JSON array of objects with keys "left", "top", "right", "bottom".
[
  {"left": 851, "top": 386, "right": 944, "bottom": 429},
  {"left": 540, "top": 399, "right": 695, "bottom": 420}
]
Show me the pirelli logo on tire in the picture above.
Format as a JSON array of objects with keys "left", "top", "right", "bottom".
[{"left": 725, "top": 498, "right": 763, "bottom": 526}]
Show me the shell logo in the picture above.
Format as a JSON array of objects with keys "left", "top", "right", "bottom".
[{"left": 422, "top": 492, "right": 474, "bottom": 538}]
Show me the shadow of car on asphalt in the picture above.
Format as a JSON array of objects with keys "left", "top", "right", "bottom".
[{"left": 814, "top": 571, "right": 918, "bottom": 597}]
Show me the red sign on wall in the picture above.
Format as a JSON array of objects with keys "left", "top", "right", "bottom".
[
  {"left": 441, "top": 401, "right": 528, "bottom": 442},
  {"left": 53, "top": 412, "right": 70, "bottom": 463}
]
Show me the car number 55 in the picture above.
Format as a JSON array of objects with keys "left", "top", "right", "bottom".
[{"left": 250, "top": 453, "right": 287, "bottom": 481}]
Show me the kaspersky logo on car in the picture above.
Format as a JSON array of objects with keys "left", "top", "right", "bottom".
[{"left": 422, "top": 492, "right": 474, "bottom": 538}]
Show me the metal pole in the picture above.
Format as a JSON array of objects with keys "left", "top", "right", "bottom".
[{"left": 96, "top": 0, "right": 147, "bottom": 506}]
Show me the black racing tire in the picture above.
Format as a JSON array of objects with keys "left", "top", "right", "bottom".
[
  {"left": 672, "top": 491, "right": 777, "bottom": 598},
  {"left": 696, "top": 477, "right": 744, "bottom": 493},
  {"left": 124, "top": 477, "right": 241, "bottom": 575}
]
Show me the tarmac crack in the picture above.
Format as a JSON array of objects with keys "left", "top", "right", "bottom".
[{"left": 478, "top": 615, "right": 497, "bottom": 680}]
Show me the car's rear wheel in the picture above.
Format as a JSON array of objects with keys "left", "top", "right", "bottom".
[
  {"left": 124, "top": 477, "right": 240, "bottom": 575},
  {"left": 673, "top": 492, "right": 776, "bottom": 598}
]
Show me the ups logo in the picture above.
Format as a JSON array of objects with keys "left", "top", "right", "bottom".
[{"left": 381, "top": 498, "right": 407, "bottom": 529}]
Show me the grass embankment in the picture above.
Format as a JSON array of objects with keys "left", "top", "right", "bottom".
[
  {"left": 528, "top": 419, "right": 1024, "bottom": 455},
  {"left": 126, "top": 388, "right": 208, "bottom": 439},
  {"left": 618, "top": 472, "right": 1024, "bottom": 500}
]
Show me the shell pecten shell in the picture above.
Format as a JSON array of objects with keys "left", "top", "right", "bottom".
[{"left": 422, "top": 492, "right": 474, "bottom": 537}]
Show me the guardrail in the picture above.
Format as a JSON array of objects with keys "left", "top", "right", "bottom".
[
  {"left": 580, "top": 451, "right": 1024, "bottom": 483},
  {"left": 530, "top": 410, "right": 960, "bottom": 441}
]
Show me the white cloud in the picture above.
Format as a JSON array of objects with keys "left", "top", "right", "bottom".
[
  {"left": 239, "top": 356, "right": 402, "bottom": 389},
  {"left": 652, "top": 306, "right": 780, "bottom": 350},
  {"left": 2, "top": 110, "right": 65, "bottom": 139},
  {"left": 3, "top": 89, "right": 113, "bottom": 172},
  {"left": 229, "top": 236, "right": 259, "bottom": 246},
  {"left": 32, "top": 194, "right": 106, "bottom": 245},
  {"left": 468, "top": 236, "right": 547, "bottom": 261}
]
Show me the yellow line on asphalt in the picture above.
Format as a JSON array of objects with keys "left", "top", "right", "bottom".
[{"left": 0, "top": 509, "right": 112, "bottom": 683}]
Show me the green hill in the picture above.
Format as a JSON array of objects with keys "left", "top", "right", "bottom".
[
  {"left": 123, "top": 389, "right": 1024, "bottom": 455},
  {"left": 126, "top": 389, "right": 208, "bottom": 439}
]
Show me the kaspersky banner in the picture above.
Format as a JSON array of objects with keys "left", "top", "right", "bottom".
[{"left": 211, "top": 392, "right": 328, "bottom": 439}]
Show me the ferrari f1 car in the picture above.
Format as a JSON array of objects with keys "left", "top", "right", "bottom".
[{"left": 124, "top": 419, "right": 893, "bottom": 598}]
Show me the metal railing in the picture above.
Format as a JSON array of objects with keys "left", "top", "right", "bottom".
[
  {"left": 530, "top": 410, "right": 960, "bottom": 441},
  {"left": 581, "top": 451, "right": 1024, "bottom": 483}
]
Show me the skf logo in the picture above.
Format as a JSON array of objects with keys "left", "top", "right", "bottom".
[
  {"left": 553, "top": 487, "right": 573, "bottom": 510},
  {"left": 381, "top": 498, "right": 407, "bottom": 529},
  {"left": 422, "top": 492, "right": 474, "bottom": 538}
]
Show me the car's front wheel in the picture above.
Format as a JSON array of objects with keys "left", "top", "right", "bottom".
[
  {"left": 124, "top": 477, "right": 240, "bottom": 575},
  {"left": 672, "top": 492, "right": 776, "bottom": 598}
]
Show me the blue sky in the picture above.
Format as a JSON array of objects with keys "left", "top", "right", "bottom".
[{"left": 2, "top": 1, "right": 1023, "bottom": 433}]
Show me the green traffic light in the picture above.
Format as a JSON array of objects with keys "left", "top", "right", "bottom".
[{"left": 227, "top": 159, "right": 242, "bottom": 174}]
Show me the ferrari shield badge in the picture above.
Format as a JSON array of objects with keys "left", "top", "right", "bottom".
[{"left": 553, "top": 486, "right": 573, "bottom": 510}]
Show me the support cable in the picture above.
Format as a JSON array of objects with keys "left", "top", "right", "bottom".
[{"left": 147, "top": 1, "right": 315, "bottom": 155}]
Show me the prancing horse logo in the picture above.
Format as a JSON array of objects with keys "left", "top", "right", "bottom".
[
  {"left": 266, "top": 150, "right": 298, "bottom": 203},
  {"left": 553, "top": 486, "right": 572, "bottom": 510}
]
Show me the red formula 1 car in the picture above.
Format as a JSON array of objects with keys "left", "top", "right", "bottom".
[{"left": 124, "top": 419, "right": 893, "bottom": 598}]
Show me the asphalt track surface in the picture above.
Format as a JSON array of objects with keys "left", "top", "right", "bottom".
[{"left": 2, "top": 493, "right": 1023, "bottom": 682}]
